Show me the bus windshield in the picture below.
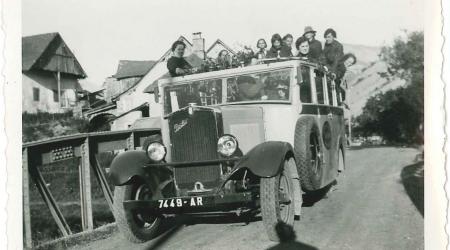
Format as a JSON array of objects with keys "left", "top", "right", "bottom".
[{"left": 163, "top": 68, "right": 291, "bottom": 114}]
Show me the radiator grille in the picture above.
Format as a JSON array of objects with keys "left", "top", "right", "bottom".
[{"left": 169, "top": 109, "right": 221, "bottom": 189}]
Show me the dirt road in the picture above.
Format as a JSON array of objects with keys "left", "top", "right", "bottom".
[{"left": 70, "top": 147, "right": 424, "bottom": 250}]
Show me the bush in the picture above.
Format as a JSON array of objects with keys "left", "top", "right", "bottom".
[
  {"left": 22, "top": 111, "right": 90, "bottom": 142},
  {"left": 353, "top": 31, "right": 423, "bottom": 144}
]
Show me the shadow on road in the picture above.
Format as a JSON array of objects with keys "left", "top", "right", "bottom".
[
  {"left": 184, "top": 211, "right": 261, "bottom": 225},
  {"left": 144, "top": 216, "right": 186, "bottom": 250},
  {"left": 302, "top": 182, "right": 334, "bottom": 207},
  {"left": 144, "top": 212, "right": 261, "bottom": 250},
  {"left": 400, "top": 161, "right": 424, "bottom": 217},
  {"left": 266, "top": 222, "right": 318, "bottom": 250},
  {"left": 349, "top": 145, "right": 406, "bottom": 151}
]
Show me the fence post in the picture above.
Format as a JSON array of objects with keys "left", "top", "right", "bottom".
[
  {"left": 30, "top": 157, "right": 72, "bottom": 236},
  {"left": 22, "top": 148, "right": 33, "bottom": 249},
  {"left": 80, "top": 137, "right": 94, "bottom": 231}
]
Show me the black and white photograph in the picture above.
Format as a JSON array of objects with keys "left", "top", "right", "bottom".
[{"left": 1, "top": 0, "right": 447, "bottom": 249}]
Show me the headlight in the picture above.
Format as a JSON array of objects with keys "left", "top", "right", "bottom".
[
  {"left": 217, "top": 135, "right": 238, "bottom": 157},
  {"left": 146, "top": 142, "right": 166, "bottom": 161}
]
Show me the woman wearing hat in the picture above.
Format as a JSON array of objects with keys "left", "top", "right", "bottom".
[
  {"left": 298, "top": 26, "right": 322, "bottom": 61},
  {"left": 266, "top": 33, "right": 293, "bottom": 58}
]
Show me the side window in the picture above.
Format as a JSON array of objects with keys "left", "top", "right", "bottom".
[
  {"left": 53, "top": 89, "right": 59, "bottom": 102},
  {"left": 327, "top": 78, "right": 334, "bottom": 106},
  {"left": 299, "top": 66, "right": 312, "bottom": 103},
  {"left": 314, "top": 69, "right": 326, "bottom": 104},
  {"left": 227, "top": 69, "right": 290, "bottom": 102},
  {"left": 33, "top": 87, "right": 40, "bottom": 101}
]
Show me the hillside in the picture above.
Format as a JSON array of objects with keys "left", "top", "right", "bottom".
[{"left": 342, "top": 44, "right": 406, "bottom": 117}]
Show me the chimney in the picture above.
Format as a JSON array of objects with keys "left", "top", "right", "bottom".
[{"left": 192, "top": 32, "right": 205, "bottom": 60}]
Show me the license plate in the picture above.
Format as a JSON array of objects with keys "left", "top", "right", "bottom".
[{"left": 157, "top": 197, "right": 204, "bottom": 208}]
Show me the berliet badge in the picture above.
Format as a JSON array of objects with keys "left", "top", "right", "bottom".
[{"left": 174, "top": 119, "right": 188, "bottom": 133}]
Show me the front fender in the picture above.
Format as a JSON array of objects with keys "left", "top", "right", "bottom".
[
  {"left": 232, "top": 141, "right": 294, "bottom": 178},
  {"left": 109, "top": 150, "right": 151, "bottom": 186}
]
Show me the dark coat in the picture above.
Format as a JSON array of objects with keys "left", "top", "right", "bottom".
[
  {"left": 296, "top": 52, "right": 318, "bottom": 64},
  {"left": 266, "top": 45, "right": 293, "bottom": 58},
  {"left": 335, "top": 61, "right": 347, "bottom": 82},
  {"left": 167, "top": 56, "right": 192, "bottom": 77},
  {"left": 323, "top": 40, "right": 344, "bottom": 72},
  {"left": 308, "top": 39, "right": 323, "bottom": 62}
]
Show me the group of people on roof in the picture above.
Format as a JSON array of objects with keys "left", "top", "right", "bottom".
[
  {"left": 255, "top": 27, "right": 356, "bottom": 91},
  {"left": 166, "top": 26, "right": 357, "bottom": 107}
]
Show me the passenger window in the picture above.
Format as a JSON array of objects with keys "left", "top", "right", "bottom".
[
  {"left": 227, "top": 69, "right": 290, "bottom": 102},
  {"left": 314, "top": 69, "right": 326, "bottom": 104},
  {"left": 327, "top": 78, "right": 334, "bottom": 106},
  {"left": 299, "top": 66, "right": 312, "bottom": 103},
  {"left": 164, "top": 79, "right": 222, "bottom": 114}
]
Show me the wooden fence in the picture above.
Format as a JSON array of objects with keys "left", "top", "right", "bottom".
[{"left": 22, "top": 128, "right": 160, "bottom": 249}]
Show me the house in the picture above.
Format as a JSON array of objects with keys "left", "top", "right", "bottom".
[
  {"left": 22, "top": 32, "right": 87, "bottom": 114},
  {"left": 87, "top": 32, "right": 235, "bottom": 131},
  {"left": 103, "top": 60, "right": 156, "bottom": 102},
  {"left": 83, "top": 60, "right": 158, "bottom": 130}
]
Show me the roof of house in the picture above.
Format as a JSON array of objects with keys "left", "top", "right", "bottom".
[
  {"left": 112, "top": 36, "right": 193, "bottom": 99},
  {"left": 22, "top": 32, "right": 87, "bottom": 78},
  {"left": 113, "top": 60, "right": 157, "bottom": 79},
  {"left": 206, "top": 39, "right": 236, "bottom": 55}
]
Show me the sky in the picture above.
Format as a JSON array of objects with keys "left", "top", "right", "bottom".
[{"left": 22, "top": 0, "right": 424, "bottom": 91}]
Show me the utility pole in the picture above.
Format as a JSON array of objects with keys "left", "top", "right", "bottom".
[{"left": 57, "top": 71, "right": 61, "bottom": 108}]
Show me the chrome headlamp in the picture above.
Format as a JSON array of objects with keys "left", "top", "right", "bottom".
[
  {"left": 217, "top": 135, "right": 238, "bottom": 157},
  {"left": 146, "top": 142, "right": 167, "bottom": 162}
]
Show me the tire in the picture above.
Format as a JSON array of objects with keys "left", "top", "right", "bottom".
[
  {"left": 113, "top": 180, "right": 161, "bottom": 243},
  {"left": 260, "top": 158, "right": 296, "bottom": 241},
  {"left": 294, "top": 117, "right": 323, "bottom": 191}
]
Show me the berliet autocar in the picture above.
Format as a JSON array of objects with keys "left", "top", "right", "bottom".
[{"left": 109, "top": 58, "right": 346, "bottom": 242}]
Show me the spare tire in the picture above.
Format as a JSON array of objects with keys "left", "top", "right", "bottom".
[{"left": 294, "top": 117, "right": 323, "bottom": 191}]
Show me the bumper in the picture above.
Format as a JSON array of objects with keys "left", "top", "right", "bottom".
[
  {"left": 123, "top": 192, "right": 255, "bottom": 214},
  {"left": 143, "top": 157, "right": 243, "bottom": 168}
]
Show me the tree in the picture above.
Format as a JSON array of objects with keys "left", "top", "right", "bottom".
[{"left": 353, "top": 31, "right": 424, "bottom": 144}]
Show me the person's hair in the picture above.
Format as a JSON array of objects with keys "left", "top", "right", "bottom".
[
  {"left": 324, "top": 28, "right": 337, "bottom": 38},
  {"left": 283, "top": 34, "right": 293, "bottom": 41},
  {"left": 171, "top": 40, "right": 186, "bottom": 52},
  {"left": 256, "top": 38, "right": 267, "bottom": 49},
  {"left": 271, "top": 33, "right": 282, "bottom": 46},
  {"left": 295, "top": 36, "right": 309, "bottom": 50},
  {"left": 340, "top": 53, "right": 357, "bottom": 65}
]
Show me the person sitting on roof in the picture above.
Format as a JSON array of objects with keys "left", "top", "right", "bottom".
[
  {"left": 295, "top": 36, "right": 314, "bottom": 62},
  {"left": 283, "top": 34, "right": 295, "bottom": 56},
  {"left": 266, "top": 34, "right": 293, "bottom": 58},
  {"left": 216, "top": 50, "right": 231, "bottom": 69},
  {"left": 255, "top": 38, "right": 268, "bottom": 60},
  {"left": 167, "top": 40, "right": 193, "bottom": 77},
  {"left": 322, "top": 28, "right": 344, "bottom": 73},
  {"left": 300, "top": 26, "right": 323, "bottom": 62}
]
